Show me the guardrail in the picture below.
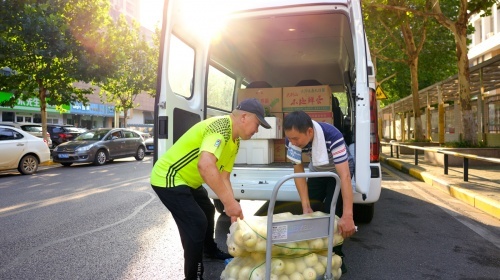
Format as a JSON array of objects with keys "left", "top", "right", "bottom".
[{"left": 381, "top": 141, "right": 500, "bottom": 182}]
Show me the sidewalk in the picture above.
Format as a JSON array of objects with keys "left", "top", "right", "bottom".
[{"left": 380, "top": 146, "right": 500, "bottom": 220}]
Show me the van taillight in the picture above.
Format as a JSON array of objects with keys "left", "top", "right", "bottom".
[{"left": 370, "top": 88, "right": 380, "bottom": 162}]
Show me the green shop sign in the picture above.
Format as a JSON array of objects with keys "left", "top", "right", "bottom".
[{"left": 0, "top": 91, "right": 70, "bottom": 113}]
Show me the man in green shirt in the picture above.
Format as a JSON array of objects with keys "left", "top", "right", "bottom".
[{"left": 151, "top": 98, "right": 270, "bottom": 280}]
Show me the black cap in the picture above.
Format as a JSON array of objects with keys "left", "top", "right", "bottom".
[{"left": 236, "top": 98, "right": 271, "bottom": 129}]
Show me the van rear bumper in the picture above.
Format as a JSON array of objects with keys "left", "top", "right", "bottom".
[{"left": 204, "top": 164, "right": 382, "bottom": 204}]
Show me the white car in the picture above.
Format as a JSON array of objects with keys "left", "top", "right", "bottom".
[
  {"left": 0, "top": 122, "right": 53, "bottom": 148},
  {"left": 0, "top": 125, "right": 51, "bottom": 175}
]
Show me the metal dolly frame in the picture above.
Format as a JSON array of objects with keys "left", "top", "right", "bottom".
[{"left": 265, "top": 171, "right": 341, "bottom": 280}]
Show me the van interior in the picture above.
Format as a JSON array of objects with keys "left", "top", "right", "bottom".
[{"left": 205, "top": 8, "right": 357, "bottom": 145}]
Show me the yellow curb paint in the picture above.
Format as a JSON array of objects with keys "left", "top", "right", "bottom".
[
  {"left": 475, "top": 196, "right": 500, "bottom": 220},
  {"left": 409, "top": 168, "right": 424, "bottom": 181},
  {"left": 449, "top": 186, "right": 475, "bottom": 207},
  {"left": 388, "top": 160, "right": 403, "bottom": 170}
]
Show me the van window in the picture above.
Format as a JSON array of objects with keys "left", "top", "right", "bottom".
[
  {"left": 207, "top": 65, "right": 235, "bottom": 111},
  {"left": 168, "top": 35, "right": 195, "bottom": 98}
]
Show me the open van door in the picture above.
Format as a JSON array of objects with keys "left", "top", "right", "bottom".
[
  {"left": 350, "top": 0, "right": 372, "bottom": 197},
  {"left": 154, "top": 0, "right": 216, "bottom": 163}
]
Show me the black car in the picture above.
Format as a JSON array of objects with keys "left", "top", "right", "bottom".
[
  {"left": 47, "top": 124, "right": 82, "bottom": 148},
  {"left": 52, "top": 128, "right": 146, "bottom": 166}
]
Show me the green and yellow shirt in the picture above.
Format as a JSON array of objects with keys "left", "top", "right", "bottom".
[{"left": 150, "top": 116, "right": 239, "bottom": 188}]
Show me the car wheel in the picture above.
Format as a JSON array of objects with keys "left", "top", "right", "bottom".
[
  {"left": 353, "top": 203, "right": 375, "bottom": 224},
  {"left": 93, "top": 149, "right": 107, "bottom": 166},
  {"left": 18, "top": 154, "right": 39, "bottom": 175},
  {"left": 135, "top": 146, "right": 145, "bottom": 161},
  {"left": 61, "top": 162, "right": 73, "bottom": 167}
]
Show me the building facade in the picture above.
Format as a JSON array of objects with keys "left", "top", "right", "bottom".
[{"left": 0, "top": 0, "right": 157, "bottom": 129}]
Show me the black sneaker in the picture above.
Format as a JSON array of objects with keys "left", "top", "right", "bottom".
[{"left": 204, "top": 247, "right": 232, "bottom": 260}]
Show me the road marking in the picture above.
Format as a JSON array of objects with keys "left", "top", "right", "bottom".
[
  {"left": 0, "top": 175, "right": 150, "bottom": 218},
  {"left": 0, "top": 190, "right": 156, "bottom": 274}
]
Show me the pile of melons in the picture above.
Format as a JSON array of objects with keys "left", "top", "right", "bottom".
[{"left": 221, "top": 212, "right": 344, "bottom": 280}]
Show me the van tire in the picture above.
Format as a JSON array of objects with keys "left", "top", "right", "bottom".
[
  {"left": 213, "top": 199, "right": 240, "bottom": 215},
  {"left": 353, "top": 203, "right": 374, "bottom": 223}
]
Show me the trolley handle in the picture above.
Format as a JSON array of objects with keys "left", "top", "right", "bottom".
[{"left": 265, "top": 171, "right": 341, "bottom": 280}]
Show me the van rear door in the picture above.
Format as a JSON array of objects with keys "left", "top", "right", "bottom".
[{"left": 155, "top": 0, "right": 214, "bottom": 162}]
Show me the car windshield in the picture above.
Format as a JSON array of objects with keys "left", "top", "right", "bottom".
[
  {"left": 75, "top": 129, "right": 111, "bottom": 141},
  {"left": 21, "top": 125, "right": 42, "bottom": 132},
  {"left": 65, "top": 127, "right": 82, "bottom": 133}
]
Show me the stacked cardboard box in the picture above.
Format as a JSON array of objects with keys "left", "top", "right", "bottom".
[
  {"left": 282, "top": 85, "right": 332, "bottom": 112},
  {"left": 237, "top": 88, "right": 282, "bottom": 112},
  {"left": 237, "top": 85, "right": 335, "bottom": 163}
]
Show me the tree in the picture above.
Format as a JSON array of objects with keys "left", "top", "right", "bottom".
[
  {"left": 0, "top": 0, "right": 114, "bottom": 142},
  {"left": 367, "top": 0, "right": 500, "bottom": 144},
  {"left": 98, "top": 16, "right": 158, "bottom": 128},
  {"left": 365, "top": 0, "right": 429, "bottom": 141}
]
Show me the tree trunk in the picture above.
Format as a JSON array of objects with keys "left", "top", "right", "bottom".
[
  {"left": 409, "top": 58, "right": 423, "bottom": 141},
  {"left": 454, "top": 26, "right": 475, "bottom": 144},
  {"left": 401, "top": 20, "right": 423, "bottom": 141},
  {"left": 38, "top": 80, "right": 49, "bottom": 147},
  {"left": 123, "top": 110, "right": 128, "bottom": 128}
]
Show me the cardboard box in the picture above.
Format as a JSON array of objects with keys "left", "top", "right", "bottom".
[
  {"left": 282, "top": 85, "right": 332, "bottom": 112},
  {"left": 273, "top": 139, "right": 286, "bottom": 162},
  {"left": 305, "top": 111, "right": 333, "bottom": 124},
  {"left": 237, "top": 88, "right": 283, "bottom": 112},
  {"left": 251, "top": 117, "right": 283, "bottom": 139},
  {"left": 284, "top": 111, "right": 333, "bottom": 125},
  {"left": 236, "top": 139, "right": 274, "bottom": 164}
]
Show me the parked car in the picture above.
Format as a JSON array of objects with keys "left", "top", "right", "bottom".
[
  {"left": 129, "top": 129, "right": 153, "bottom": 155},
  {"left": 0, "top": 122, "right": 52, "bottom": 148},
  {"left": 47, "top": 124, "right": 82, "bottom": 148},
  {"left": 52, "top": 128, "right": 146, "bottom": 166},
  {"left": 144, "top": 137, "right": 154, "bottom": 155},
  {"left": 0, "top": 125, "right": 51, "bottom": 175}
]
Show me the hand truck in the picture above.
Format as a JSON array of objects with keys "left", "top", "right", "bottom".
[{"left": 265, "top": 171, "right": 341, "bottom": 280}]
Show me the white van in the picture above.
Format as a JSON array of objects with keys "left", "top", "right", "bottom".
[{"left": 155, "top": 0, "right": 381, "bottom": 222}]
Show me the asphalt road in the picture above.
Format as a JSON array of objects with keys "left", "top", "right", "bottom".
[{"left": 1, "top": 157, "right": 499, "bottom": 280}]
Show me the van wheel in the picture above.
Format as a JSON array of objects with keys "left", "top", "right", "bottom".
[
  {"left": 93, "top": 150, "right": 108, "bottom": 166},
  {"left": 213, "top": 199, "right": 240, "bottom": 214},
  {"left": 353, "top": 203, "right": 374, "bottom": 224},
  {"left": 18, "top": 155, "right": 38, "bottom": 175},
  {"left": 214, "top": 199, "right": 225, "bottom": 214}
]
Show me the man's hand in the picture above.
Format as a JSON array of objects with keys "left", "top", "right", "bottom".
[
  {"left": 223, "top": 199, "right": 244, "bottom": 223},
  {"left": 302, "top": 206, "right": 314, "bottom": 214},
  {"left": 337, "top": 215, "right": 356, "bottom": 238}
]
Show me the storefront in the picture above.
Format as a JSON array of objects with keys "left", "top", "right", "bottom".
[
  {"left": 0, "top": 91, "right": 70, "bottom": 123},
  {"left": 68, "top": 102, "right": 116, "bottom": 129}
]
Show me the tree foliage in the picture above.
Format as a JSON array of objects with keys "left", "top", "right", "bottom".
[
  {"left": 0, "top": 0, "right": 114, "bottom": 140},
  {"left": 364, "top": 0, "right": 432, "bottom": 141},
  {"left": 97, "top": 16, "right": 159, "bottom": 127},
  {"left": 366, "top": 0, "right": 499, "bottom": 144}
]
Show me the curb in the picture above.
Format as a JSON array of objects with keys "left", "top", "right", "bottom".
[
  {"left": 381, "top": 155, "right": 500, "bottom": 220},
  {"left": 41, "top": 160, "right": 58, "bottom": 166}
]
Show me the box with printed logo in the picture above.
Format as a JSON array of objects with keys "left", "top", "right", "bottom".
[
  {"left": 284, "top": 111, "right": 333, "bottom": 125},
  {"left": 273, "top": 139, "right": 286, "bottom": 162},
  {"left": 282, "top": 85, "right": 332, "bottom": 112},
  {"left": 237, "top": 88, "right": 283, "bottom": 113}
]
